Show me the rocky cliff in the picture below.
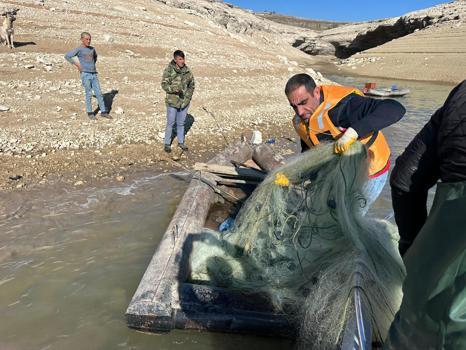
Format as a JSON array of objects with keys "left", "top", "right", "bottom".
[{"left": 292, "top": 1, "right": 465, "bottom": 58}]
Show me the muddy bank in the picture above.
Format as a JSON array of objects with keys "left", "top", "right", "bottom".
[{"left": 0, "top": 120, "right": 298, "bottom": 192}]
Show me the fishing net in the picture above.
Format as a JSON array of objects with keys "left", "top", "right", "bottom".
[{"left": 189, "top": 142, "right": 406, "bottom": 348}]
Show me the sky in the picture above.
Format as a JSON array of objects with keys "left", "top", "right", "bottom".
[{"left": 224, "top": 0, "right": 448, "bottom": 22}]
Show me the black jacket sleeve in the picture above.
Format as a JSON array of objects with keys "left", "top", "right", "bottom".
[
  {"left": 329, "top": 93, "right": 406, "bottom": 137},
  {"left": 435, "top": 80, "right": 466, "bottom": 182},
  {"left": 390, "top": 119, "right": 440, "bottom": 256}
]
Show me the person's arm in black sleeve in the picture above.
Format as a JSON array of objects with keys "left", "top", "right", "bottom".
[
  {"left": 390, "top": 117, "right": 440, "bottom": 256},
  {"left": 349, "top": 95, "right": 406, "bottom": 137},
  {"left": 436, "top": 80, "right": 466, "bottom": 182}
]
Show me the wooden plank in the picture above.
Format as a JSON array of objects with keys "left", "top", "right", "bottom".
[
  {"left": 201, "top": 172, "right": 261, "bottom": 186},
  {"left": 216, "top": 178, "right": 261, "bottom": 186},
  {"left": 194, "top": 172, "right": 241, "bottom": 203},
  {"left": 193, "top": 163, "right": 266, "bottom": 180},
  {"left": 127, "top": 282, "right": 295, "bottom": 337},
  {"left": 174, "top": 283, "right": 294, "bottom": 337}
]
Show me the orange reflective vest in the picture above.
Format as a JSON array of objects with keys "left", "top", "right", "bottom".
[{"left": 292, "top": 85, "right": 391, "bottom": 177}]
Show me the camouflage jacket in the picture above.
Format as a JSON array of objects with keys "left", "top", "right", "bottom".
[{"left": 161, "top": 60, "right": 195, "bottom": 109}]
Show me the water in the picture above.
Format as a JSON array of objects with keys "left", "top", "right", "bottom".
[
  {"left": 0, "top": 173, "right": 291, "bottom": 350},
  {"left": 0, "top": 77, "right": 457, "bottom": 349}
]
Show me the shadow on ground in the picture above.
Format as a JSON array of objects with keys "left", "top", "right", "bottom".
[
  {"left": 12, "top": 41, "right": 36, "bottom": 48},
  {"left": 168, "top": 113, "right": 195, "bottom": 144}
]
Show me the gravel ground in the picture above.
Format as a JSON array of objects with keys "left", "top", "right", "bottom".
[{"left": 0, "top": 0, "right": 327, "bottom": 191}]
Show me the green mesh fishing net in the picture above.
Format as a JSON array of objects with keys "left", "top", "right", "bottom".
[{"left": 189, "top": 142, "right": 406, "bottom": 348}]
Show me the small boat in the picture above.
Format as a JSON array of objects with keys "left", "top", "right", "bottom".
[
  {"left": 125, "top": 141, "right": 295, "bottom": 337},
  {"left": 363, "top": 87, "right": 410, "bottom": 98},
  {"left": 125, "top": 140, "right": 373, "bottom": 348}
]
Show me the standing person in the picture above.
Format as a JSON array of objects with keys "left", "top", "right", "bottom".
[
  {"left": 385, "top": 80, "right": 466, "bottom": 349},
  {"left": 161, "top": 50, "right": 195, "bottom": 153},
  {"left": 65, "top": 32, "right": 110, "bottom": 120},
  {"left": 285, "top": 73, "right": 405, "bottom": 212}
]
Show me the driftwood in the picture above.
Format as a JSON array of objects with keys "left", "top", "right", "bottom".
[
  {"left": 193, "top": 163, "right": 266, "bottom": 180},
  {"left": 252, "top": 144, "right": 284, "bottom": 173},
  {"left": 200, "top": 172, "right": 261, "bottom": 186},
  {"left": 194, "top": 172, "right": 241, "bottom": 202}
]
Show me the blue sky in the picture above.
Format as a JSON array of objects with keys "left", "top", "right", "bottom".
[{"left": 225, "top": 0, "right": 448, "bottom": 22}]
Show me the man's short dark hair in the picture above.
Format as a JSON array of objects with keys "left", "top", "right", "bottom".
[
  {"left": 173, "top": 50, "right": 185, "bottom": 59},
  {"left": 285, "top": 73, "right": 317, "bottom": 95}
]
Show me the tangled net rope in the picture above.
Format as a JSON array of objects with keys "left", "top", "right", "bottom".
[{"left": 189, "top": 142, "right": 405, "bottom": 348}]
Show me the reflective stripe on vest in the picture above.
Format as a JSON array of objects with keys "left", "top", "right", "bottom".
[{"left": 292, "top": 85, "right": 391, "bottom": 176}]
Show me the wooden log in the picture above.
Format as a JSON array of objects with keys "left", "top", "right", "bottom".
[{"left": 252, "top": 144, "right": 284, "bottom": 173}]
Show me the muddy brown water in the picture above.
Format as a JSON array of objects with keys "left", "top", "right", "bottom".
[
  {"left": 0, "top": 173, "right": 291, "bottom": 350},
  {"left": 0, "top": 76, "right": 456, "bottom": 349}
]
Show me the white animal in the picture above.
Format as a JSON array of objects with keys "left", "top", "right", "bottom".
[{"left": 1, "top": 8, "right": 19, "bottom": 49}]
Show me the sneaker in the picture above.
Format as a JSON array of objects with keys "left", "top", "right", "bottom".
[
  {"left": 164, "top": 145, "right": 172, "bottom": 153},
  {"left": 101, "top": 112, "right": 112, "bottom": 119},
  {"left": 87, "top": 112, "right": 96, "bottom": 120},
  {"left": 178, "top": 143, "right": 188, "bottom": 151}
]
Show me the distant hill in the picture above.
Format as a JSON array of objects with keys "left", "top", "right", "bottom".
[{"left": 256, "top": 12, "right": 348, "bottom": 31}]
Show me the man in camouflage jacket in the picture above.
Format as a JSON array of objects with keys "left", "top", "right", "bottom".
[{"left": 161, "top": 50, "right": 195, "bottom": 152}]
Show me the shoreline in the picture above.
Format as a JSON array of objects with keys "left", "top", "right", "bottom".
[
  {"left": 0, "top": 57, "right": 457, "bottom": 194},
  {"left": 1, "top": 0, "right": 462, "bottom": 194},
  {"left": 1, "top": 51, "right": 458, "bottom": 194},
  {"left": 0, "top": 120, "right": 298, "bottom": 193},
  {"left": 310, "top": 56, "right": 460, "bottom": 86}
]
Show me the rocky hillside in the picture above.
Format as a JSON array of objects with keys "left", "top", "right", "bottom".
[
  {"left": 159, "top": 0, "right": 465, "bottom": 83},
  {"left": 334, "top": 19, "right": 466, "bottom": 83},
  {"left": 256, "top": 12, "right": 346, "bottom": 31}
]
